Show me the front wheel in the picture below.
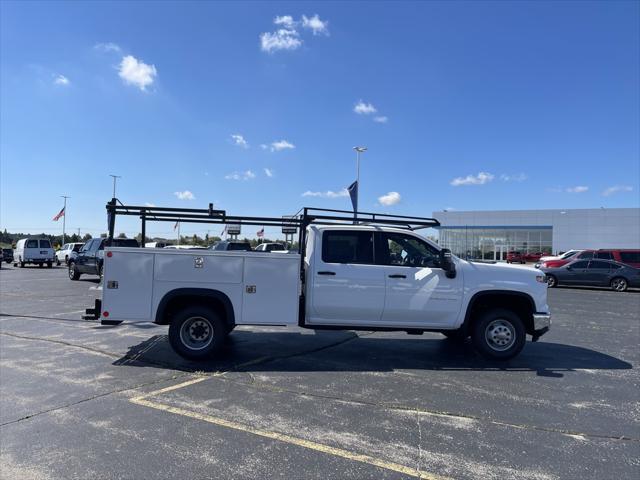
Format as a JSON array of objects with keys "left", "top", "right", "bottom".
[
  {"left": 168, "top": 306, "right": 227, "bottom": 360},
  {"left": 611, "top": 277, "right": 628, "bottom": 292},
  {"left": 546, "top": 275, "right": 557, "bottom": 288},
  {"left": 471, "top": 309, "right": 526, "bottom": 360},
  {"left": 68, "top": 262, "right": 80, "bottom": 280}
]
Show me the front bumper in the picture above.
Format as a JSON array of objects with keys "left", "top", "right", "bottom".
[{"left": 532, "top": 313, "right": 551, "bottom": 341}]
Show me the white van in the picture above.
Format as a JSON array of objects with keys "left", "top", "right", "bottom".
[{"left": 14, "top": 238, "right": 55, "bottom": 268}]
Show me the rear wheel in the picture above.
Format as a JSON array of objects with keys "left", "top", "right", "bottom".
[
  {"left": 47, "top": 262, "right": 52, "bottom": 268},
  {"left": 610, "top": 277, "right": 628, "bottom": 292},
  {"left": 546, "top": 275, "right": 557, "bottom": 288},
  {"left": 68, "top": 262, "right": 80, "bottom": 280},
  {"left": 38, "top": 263, "right": 43, "bottom": 268},
  {"left": 56, "top": 257, "right": 61, "bottom": 266},
  {"left": 97, "top": 263, "right": 103, "bottom": 278},
  {"left": 168, "top": 306, "right": 227, "bottom": 360},
  {"left": 471, "top": 308, "right": 526, "bottom": 360}
]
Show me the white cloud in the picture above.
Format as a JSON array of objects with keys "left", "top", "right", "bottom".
[
  {"left": 231, "top": 134, "right": 249, "bottom": 148},
  {"left": 174, "top": 190, "right": 195, "bottom": 200},
  {"left": 274, "top": 15, "right": 295, "bottom": 28},
  {"left": 264, "top": 168, "right": 274, "bottom": 178},
  {"left": 225, "top": 170, "right": 256, "bottom": 181},
  {"left": 378, "top": 192, "right": 401, "bottom": 206},
  {"left": 354, "top": 100, "right": 377, "bottom": 115},
  {"left": 566, "top": 186, "right": 589, "bottom": 193},
  {"left": 450, "top": 172, "right": 495, "bottom": 186},
  {"left": 260, "top": 144, "right": 269, "bottom": 150},
  {"left": 602, "top": 185, "right": 633, "bottom": 196},
  {"left": 302, "top": 14, "right": 329, "bottom": 35},
  {"left": 373, "top": 116, "right": 388, "bottom": 123},
  {"left": 260, "top": 28, "right": 302, "bottom": 53},
  {"left": 500, "top": 173, "right": 527, "bottom": 182},
  {"left": 94, "top": 42, "right": 121, "bottom": 53},
  {"left": 302, "top": 189, "right": 349, "bottom": 198},
  {"left": 118, "top": 55, "right": 157, "bottom": 91},
  {"left": 145, "top": 202, "right": 156, "bottom": 207},
  {"left": 53, "top": 74, "right": 70, "bottom": 86},
  {"left": 270, "top": 140, "right": 295, "bottom": 152}
]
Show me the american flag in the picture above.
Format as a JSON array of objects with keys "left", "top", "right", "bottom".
[
  {"left": 52, "top": 207, "right": 65, "bottom": 221},
  {"left": 257, "top": 227, "right": 264, "bottom": 238}
]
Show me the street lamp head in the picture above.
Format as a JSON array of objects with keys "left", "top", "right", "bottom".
[{"left": 353, "top": 146, "right": 367, "bottom": 153}]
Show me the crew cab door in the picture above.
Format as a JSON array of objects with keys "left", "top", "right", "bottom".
[
  {"left": 376, "top": 232, "right": 463, "bottom": 327},
  {"left": 308, "top": 230, "right": 385, "bottom": 324}
]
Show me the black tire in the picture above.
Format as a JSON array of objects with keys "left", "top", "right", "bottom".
[
  {"left": 168, "top": 306, "right": 227, "bottom": 360},
  {"left": 546, "top": 275, "right": 557, "bottom": 288},
  {"left": 39, "top": 263, "right": 43, "bottom": 268},
  {"left": 98, "top": 263, "right": 103, "bottom": 278},
  {"left": 19, "top": 261, "right": 24, "bottom": 268},
  {"left": 68, "top": 262, "right": 80, "bottom": 280},
  {"left": 610, "top": 277, "right": 628, "bottom": 292},
  {"left": 442, "top": 329, "right": 467, "bottom": 342},
  {"left": 471, "top": 308, "right": 526, "bottom": 360},
  {"left": 56, "top": 258, "right": 61, "bottom": 266},
  {"left": 47, "top": 262, "right": 52, "bottom": 268}
]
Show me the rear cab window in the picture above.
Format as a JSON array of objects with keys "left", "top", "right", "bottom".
[
  {"left": 39, "top": 240, "right": 51, "bottom": 249},
  {"left": 322, "top": 231, "right": 374, "bottom": 264}
]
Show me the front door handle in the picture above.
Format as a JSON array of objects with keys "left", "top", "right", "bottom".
[
  {"left": 317, "top": 271, "right": 336, "bottom": 276},
  {"left": 388, "top": 274, "right": 407, "bottom": 279}
]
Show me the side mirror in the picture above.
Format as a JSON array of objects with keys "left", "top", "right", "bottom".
[{"left": 440, "top": 248, "right": 457, "bottom": 279}]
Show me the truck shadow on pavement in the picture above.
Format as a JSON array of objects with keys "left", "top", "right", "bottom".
[{"left": 113, "top": 330, "right": 632, "bottom": 378}]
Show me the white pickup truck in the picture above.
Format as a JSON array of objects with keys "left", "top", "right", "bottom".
[{"left": 90, "top": 205, "right": 551, "bottom": 361}]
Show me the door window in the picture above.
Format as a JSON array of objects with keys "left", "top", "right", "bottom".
[
  {"left": 588, "top": 261, "right": 611, "bottom": 270},
  {"left": 578, "top": 251, "right": 594, "bottom": 260},
  {"left": 595, "top": 251, "right": 613, "bottom": 260},
  {"left": 379, "top": 232, "right": 440, "bottom": 268},
  {"left": 570, "top": 261, "right": 589, "bottom": 269},
  {"left": 322, "top": 231, "right": 374, "bottom": 264},
  {"left": 26, "top": 240, "right": 38, "bottom": 248},
  {"left": 620, "top": 252, "right": 640, "bottom": 263}
]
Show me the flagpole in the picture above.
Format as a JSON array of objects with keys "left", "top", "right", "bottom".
[
  {"left": 177, "top": 222, "right": 181, "bottom": 245},
  {"left": 353, "top": 147, "right": 367, "bottom": 223},
  {"left": 61, "top": 195, "right": 69, "bottom": 245}
]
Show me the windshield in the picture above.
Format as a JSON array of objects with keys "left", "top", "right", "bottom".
[{"left": 561, "top": 250, "right": 578, "bottom": 259}]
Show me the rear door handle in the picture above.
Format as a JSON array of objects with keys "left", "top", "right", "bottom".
[
  {"left": 388, "top": 274, "right": 406, "bottom": 279},
  {"left": 317, "top": 271, "right": 336, "bottom": 275}
]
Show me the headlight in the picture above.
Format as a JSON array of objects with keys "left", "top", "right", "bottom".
[{"left": 536, "top": 275, "right": 546, "bottom": 283}]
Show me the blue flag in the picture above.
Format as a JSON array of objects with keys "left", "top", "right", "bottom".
[{"left": 347, "top": 180, "right": 358, "bottom": 213}]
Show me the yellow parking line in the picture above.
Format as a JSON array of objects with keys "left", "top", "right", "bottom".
[{"left": 130, "top": 376, "right": 449, "bottom": 480}]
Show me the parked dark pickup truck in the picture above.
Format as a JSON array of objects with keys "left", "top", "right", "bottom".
[{"left": 68, "top": 238, "right": 139, "bottom": 280}]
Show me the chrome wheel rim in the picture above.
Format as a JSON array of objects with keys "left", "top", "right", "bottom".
[
  {"left": 180, "top": 316, "right": 214, "bottom": 351},
  {"left": 68, "top": 265, "right": 75, "bottom": 279},
  {"left": 612, "top": 278, "right": 627, "bottom": 292},
  {"left": 547, "top": 276, "right": 556, "bottom": 287},
  {"left": 485, "top": 319, "right": 516, "bottom": 352}
]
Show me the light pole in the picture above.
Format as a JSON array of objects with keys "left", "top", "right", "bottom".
[
  {"left": 353, "top": 146, "right": 367, "bottom": 190},
  {"left": 109, "top": 174, "right": 122, "bottom": 199},
  {"left": 61, "top": 195, "right": 70, "bottom": 245}
]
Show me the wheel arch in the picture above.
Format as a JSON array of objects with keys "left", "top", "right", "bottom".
[
  {"left": 462, "top": 290, "right": 536, "bottom": 335},
  {"left": 155, "top": 288, "right": 236, "bottom": 329}
]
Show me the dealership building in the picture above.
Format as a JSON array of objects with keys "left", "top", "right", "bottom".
[{"left": 432, "top": 208, "right": 640, "bottom": 261}]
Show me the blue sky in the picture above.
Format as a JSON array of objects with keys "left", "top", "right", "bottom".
[{"left": 1, "top": 1, "right": 639, "bottom": 239}]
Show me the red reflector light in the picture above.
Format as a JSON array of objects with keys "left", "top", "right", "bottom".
[
  {"left": 107, "top": 251, "right": 113, "bottom": 258},
  {"left": 102, "top": 311, "right": 109, "bottom": 317}
]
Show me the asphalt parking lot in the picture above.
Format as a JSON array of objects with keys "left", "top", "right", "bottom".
[{"left": 1, "top": 264, "right": 638, "bottom": 480}]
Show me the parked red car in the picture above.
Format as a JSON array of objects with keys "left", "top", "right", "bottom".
[
  {"left": 506, "top": 251, "right": 525, "bottom": 264},
  {"left": 593, "top": 249, "right": 640, "bottom": 268},
  {"left": 523, "top": 252, "right": 546, "bottom": 262}
]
